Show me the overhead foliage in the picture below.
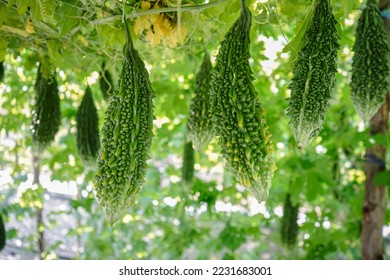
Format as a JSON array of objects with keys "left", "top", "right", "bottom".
[{"left": 0, "top": 0, "right": 389, "bottom": 260}]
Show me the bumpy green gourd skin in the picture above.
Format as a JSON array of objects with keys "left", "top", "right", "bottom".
[
  {"left": 286, "top": 0, "right": 339, "bottom": 149},
  {"left": 76, "top": 86, "right": 100, "bottom": 167},
  {"left": 0, "top": 61, "right": 4, "bottom": 83},
  {"left": 210, "top": 0, "right": 274, "bottom": 202},
  {"left": 181, "top": 140, "right": 195, "bottom": 186},
  {"left": 32, "top": 62, "right": 61, "bottom": 150},
  {"left": 187, "top": 52, "right": 213, "bottom": 151},
  {"left": 0, "top": 213, "right": 5, "bottom": 251},
  {"left": 99, "top": 61, "right": 114, "bottom": 101},
  {"left": 94, "top": 23, "right": 155, "bottom": 225},
  {"left": 280, "top": 193, "right": 299, "bottom": 248},
  {"left": 350, "top": 0, "right": 390, "bottom": 124}
]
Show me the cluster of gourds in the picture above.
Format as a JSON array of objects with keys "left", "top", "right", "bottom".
[
  {"left": 25, "top": 0, "right": 389, "bottom": 225},
  {"left": 287, "top": 0, "right": 389, "bottom": 148}
]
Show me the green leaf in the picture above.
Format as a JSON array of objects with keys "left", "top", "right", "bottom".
[
  {"left": 46, "top": 40, "right": 63, "bottom": 66},
  {"left": 374, "top": 170, "right": 390, "bottom": 186},
  {"left": 282, "top": 0, "right": 316, "bottom": 69},
  {"left": 0, "top": 4, "right": 7, "bottom": 28},
  {"left": 0, "top": 38, "right": 7, "bottom": 61},
  {"left": 56, "top": 0, "right": 80, "bottom": 36}
]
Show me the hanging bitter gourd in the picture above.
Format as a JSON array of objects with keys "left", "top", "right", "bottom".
[
  {"left": 280, "top": 193, "right": 299, "bottom": 249},
  {"left": 31, "top": 60, "right": 61, "bottom": 150},
  {"left": 286, "top": 0, "right": 339, "bottom": 149},
  {"left": 181, "top": 139, "right": 195, "bottom": 186},
  {"left": 187, "top": 51, "right": 214, "bottom": 151},
  {"left": 0, "top": 213, "right": 5, "bottom": 251},
  {"left": 0, "top": 61, "right": 4, "bottom": 83},
  {"left": 350, "top": 0, "right": 390, "bottom": 124},
  {"left": 76, "top": 86, "right": 100, "bottom": 167},
  {"left": 210, "top": 0, "right": 275, "bottom": 202},
  {"left": 94, "top": 21, "right": 155, "bottom": 225},
  {"left": 99, "top": 61, "right": 114, "bottom": 101}
]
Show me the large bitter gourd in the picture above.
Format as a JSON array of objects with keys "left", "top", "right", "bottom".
[
  {"left": 32, "top": 61, "right": 61, "bottom": 150},
  {"left": 280, "top": 193, "right": 299, "bottom": 249},
  {"left": 187, "top": 51, "right": 214, "bottom": 151},
  {"left": 94, "top": 22, "right": 155, "bottom": 225},
  {"left": 99, "top": 61, "right": 114, "bottom": 101},
  {"left": 210, "top": 0, "right": 275, "bottom": 202},
  {"left": 350, "top": 0, "right": 390, "bottom": 124},
  {"left": 286, "top": 0, "right": 339, "bottom": 149},
  {"left": 76, "top": 86, "right": 100, "bottom": 167}
]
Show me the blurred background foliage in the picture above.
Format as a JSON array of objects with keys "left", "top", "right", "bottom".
[{"left": 0, "top": 0, "right": 389, "bottom": 259}]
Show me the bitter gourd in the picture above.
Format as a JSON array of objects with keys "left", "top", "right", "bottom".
[
  {"left": 350, "top": 0, "right": 390, "bottom": 124},
  {"left": 94, "top": 21, "right": 155, "bottom": 225},
  {"left": 0, "top": 61, "right": 4, "bottom": 83},
  {"left": 76, "top": 86, "right": 100, "bottom": 168},
  {"left": 99, "top": 61, "right": 114, "bottom": 101},
  {"left": 286, "top": 0, "right": 339, "bottom": 149},
  {"left": 181, "top": 139, "right": 195, "bottom": 186},
  {"left": 210, "top": 0, "right": 275, "bottom": 202},
  {"left": 280, "top": 193, "right": 299, "bottom": 248},
  {"left": 0, "top": 213, "right": 5, "bottom": 251},
  {"left": 187, "top": 51, "right": 214, "bottom": 151},
  {"left": 31, "top": 61, "right": 61, "bottom": 150}
]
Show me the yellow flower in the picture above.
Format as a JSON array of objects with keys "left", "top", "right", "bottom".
[
  {"left": 153, "top": 14, "right": 171, "bottom": 37},
  {"left": 141, "top": 1, "right": 151, "bottom": 10},
  {"left": 145, "top": 28, "right": 163, "bottom": 48},
  {"left": 133, "top": 15, "right": 152, "bottom": 35}
]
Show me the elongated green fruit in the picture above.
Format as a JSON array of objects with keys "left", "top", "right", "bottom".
[
  {"left": 32, "top": 61, "right": 61, "bottom": 150},
  {"left": 0, "top": 61, "right": 4, "bottom": 83},
  {"left": 94, "top": 22, "right": 155, "bottom": 225},
  {"left": 181, "top": 140, "right": 195, "bottom": 186},
  {"left": 210, "top": 0, "right": 275, "bottom": 202},
  {"left": 350, "top": 0, "right": 390, "bottom": 124},
  {"left": 76, "top": 86, "right": 100, "bottom": 168},
  {"left": 280, "top": 193, "right": 299, "bottom": 249},
  {"left": 99, "top": 61, "right": 114, "bottom": 101},
  {"left": 286, "top": 0, "right": 339, "bottom": 149},
  {"left": 187, "top": 52, "right": 213, "bottom": 151},
  {"left": 0, "top": 213, "right": 5, "bottom": 251}
]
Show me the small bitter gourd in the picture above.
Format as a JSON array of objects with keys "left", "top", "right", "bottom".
[
  {"left": 286, "top": 0, "right": 339, "bottom": 149},
  {"left": 350, "top": 0, "right": 390, "bottom": 124},
  {"left": 76, "top": 86, "right": 100, "bottom": 168},
  {"left": 94, "top": 21, "right": 155, "bottom": 225},
  {"left": 0, "top": 61, "right": 4, "bottom": 83},
  {"left": 32, "top": 61, "right": 61, "bottom": 150},
  {"left": 181, "top": 139, "right": 195, "bottom": 186},
  {"left": 0, "top": 213, "right": 5, "bottom": 251},
  {"left": 187, "top": 51, "right": 214, "bottom": 151},
  {"left": 280, "top": 193, "right": 299, "bottom": 249},
  {"left": 99, "top": 61, "right": 114, "bottom": 101},
  {"left": 210, "top": 0, "right": 275, "bottom": 202}
]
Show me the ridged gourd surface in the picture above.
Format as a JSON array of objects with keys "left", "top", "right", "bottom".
[
  {"left": 94, "top": 24, "right": 155, "bottom": 225},
  {"left": 210, "top": 0, "right": 275, "bottom": 202},
  {"left": 286, "top": 0, "right": 339, "bottom": 149},
  {"left": 76, "top": 86, "right": 100, "bottom": 167},
  {"left": 31, "top": 62, "right": 61, "bottom": 150},
  {"left": 181, "top": 140, "right": 195, "bottom": 186},
  {"left": 187, "top": 52, "right": 214, "bottom": 151},
  {"left": 350, "top": 0, "right": 390, "bottom": 124},
  {"left": 280, "top": 193, "right": 299, "bottom": 248}
]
